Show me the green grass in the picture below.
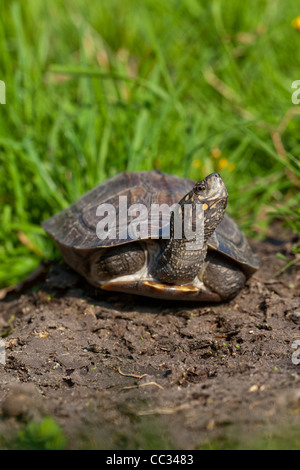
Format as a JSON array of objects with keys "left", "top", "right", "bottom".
[
  {"left": 0, "top": 417, "right": 67, "bottom": 450},
  {"left": 0, "top": 0, "right": 300, "bottom": 287},
  {"left": 13, "top": 417, "right": 67, "bottom": 450}
]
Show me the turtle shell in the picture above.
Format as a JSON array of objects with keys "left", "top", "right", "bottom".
[{"left": 42, "top": 170, "right": 259, "bottom": 275}]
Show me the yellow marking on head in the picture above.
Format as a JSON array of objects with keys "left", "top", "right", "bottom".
[
  {"left": 203, "top": 203, "right": 208, "bottom": 210},
  {"left": 207, "top": 200, "right": 220, "bottom": 209}
]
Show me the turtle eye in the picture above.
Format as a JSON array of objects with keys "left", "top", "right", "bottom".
[{"left": 194, "top": 183, "right": 206, "bottom": 193}]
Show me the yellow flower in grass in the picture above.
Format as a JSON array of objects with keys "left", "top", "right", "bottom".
[
  {"left": 217, "top": 158, "right": 235, "bottom": 172},
  {"left": 192, "top": 159, "right": 202, "bottom": 169},
  {"left": 292, "top": 16, "right": 300, "bottom": 32},
  {"left": 211, "top": 147, "right": 222, "bottom": 159},
  {"left": 217, "top": 157, "right": 229, "bottom": 171},
  {"left": 192, "top": 149, "right": 235, "bottom": 174}
]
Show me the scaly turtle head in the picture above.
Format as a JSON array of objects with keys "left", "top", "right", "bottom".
[
  {"left": 170, "top": 172, "right": 228, "bottom": 245},
  {"left": 156, "top": 173, "right": 228, "bottom": 284},
  {"left": 179, "top": 172, "right": 228, "bottom": 242}
]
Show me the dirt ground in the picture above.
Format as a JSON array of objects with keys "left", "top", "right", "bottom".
[{"left": 0, "top": 224, "right": 300, "bottom": 449}]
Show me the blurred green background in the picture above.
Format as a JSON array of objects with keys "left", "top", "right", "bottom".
[{"left": 0, "top": 0, "right": 299, "bottom": 287}]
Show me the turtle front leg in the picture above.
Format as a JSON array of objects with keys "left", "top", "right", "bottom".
[
  {"left": 199, "top": 252, "right": 246, "bottom": 301},
  {"left": 88, "top": 242, "right": 146, "bottom": 286}
]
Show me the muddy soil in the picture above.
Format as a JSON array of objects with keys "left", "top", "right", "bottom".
[{"left": 0, "top": 225, "right": 299, "bottom": 449}]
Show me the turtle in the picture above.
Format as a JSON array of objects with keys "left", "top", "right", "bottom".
[{"left": 42, "top": 170, "right": 259, "bottom": 302}]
